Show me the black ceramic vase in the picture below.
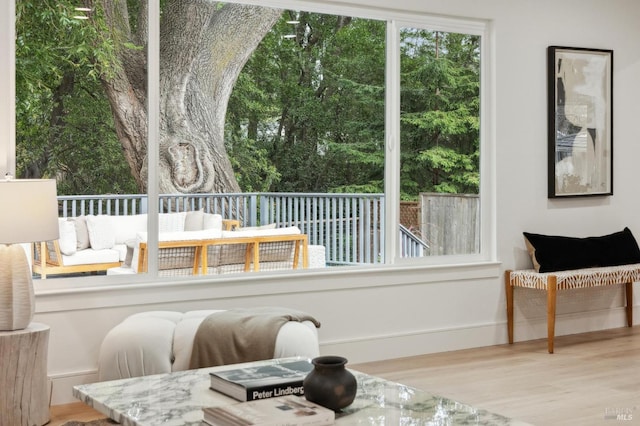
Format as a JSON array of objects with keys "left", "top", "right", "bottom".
[{"left": 303, "top": 355, "right": 357, "bottom": 411}]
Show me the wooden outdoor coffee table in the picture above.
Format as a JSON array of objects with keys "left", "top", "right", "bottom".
[{"left": 74, "top": 357, "right": 530, "bottom": 425}]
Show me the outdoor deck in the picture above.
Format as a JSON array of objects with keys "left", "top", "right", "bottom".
[{"left": 56, "top": 192, "right": 428, "bottom": 266}]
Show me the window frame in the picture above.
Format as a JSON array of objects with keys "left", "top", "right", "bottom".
[
  {"left": 5, "top": 0, "right": 495, "bottom": 293},
  {"left": 389, "top": 17, "right": 494, "bottom": 266}
]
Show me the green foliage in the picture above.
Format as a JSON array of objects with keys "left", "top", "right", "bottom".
[
  {"left": 417, "top": 146, "right": 479, "bottom": 193},
  {"left": 227, "top": 14, "right": 479, "bottom": 198},
  {"left": 226, "top": 13, "right": 387, "bottom": 194},
  {"left": 399, "top": 29, "right": 480, "bottom": 197},
  {"left": 16, "top": 2, "right": 480, "bottom": 200},
  {"left": 15, "top": 0, "right": 136, "bottom": 194},
  {"left": 225, "top": 132, "right": 281, "bottom": 192}
]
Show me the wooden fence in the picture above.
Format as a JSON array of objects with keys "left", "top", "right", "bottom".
[{"left": 420, "top": 193, "right": 480, "bottom": 256}]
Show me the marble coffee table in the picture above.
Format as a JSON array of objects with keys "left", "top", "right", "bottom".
[{"left": 74, "top": 358, "right": 531, "bottom": 425}]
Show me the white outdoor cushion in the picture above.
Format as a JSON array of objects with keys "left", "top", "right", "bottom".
[
  {"left": 221, "top": 226, "right": 301, "bottom": 239},
  {"left": 61, "top": 248, "right": 120, "bottom": 266},
  {"left": 58, "top": 219, "right": 77, "bottom": 256},
  {"left": 160, "top": 229, "right": 223, "bottom": 241},
  {"left": 159, "top": 212, "right": 187, "bottom": 233},
  {"left": 184, "top": 210, "right": 204, "bottom": 231},
  {"left": 86, "top": 215, "right": 117, "bottom": 250},
  {"left": 106, "top": 266, "right": 136, "bottom": 275},
  {"left": 237, "top": 223, "right": 277, "bottom": 231},
  {"left": 68, "top": 216, "right": 90, "bottom": 250},
  {"left": 111, "top": 214, "right": 147, "bottom": 245},
  {"left": 134, "top": 229, "right": 223, "bottom": 243},
  {"left": 131, "top": 233, "right": 146, "bottom": 273},
  {"left": 112, "top": 243, "right": 128, "bottom": 262},
  {"left": 203, "top": 213, "right": 223, "bottom": 231}
]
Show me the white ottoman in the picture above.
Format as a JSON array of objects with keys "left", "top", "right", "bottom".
[{"left": 98, "top": 310, "right": 320, "bottom": 381}]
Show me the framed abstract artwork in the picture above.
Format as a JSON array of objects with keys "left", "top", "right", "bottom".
[{"left": 547, "top": 46, "right": 613, "bottom": 198}]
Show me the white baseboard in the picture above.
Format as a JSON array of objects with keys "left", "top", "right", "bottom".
[
  {"left": 510, "top": 305, "right": 633, "bottom": 343},
  {"left": 322, "top": 306, "right": 635, "bottom": 363},
  {"left": 321, "top": 321, "right": 506, "bottom": 363},
  {"left": 49, "top": 370, "right": 98, "bottom": 406}
]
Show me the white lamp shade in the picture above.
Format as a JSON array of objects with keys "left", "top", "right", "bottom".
[{"left": 0, "top": 179, "right": 59, "bottom": 244}]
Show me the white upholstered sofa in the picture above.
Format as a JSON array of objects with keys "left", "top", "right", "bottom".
[{"left": 98, "top": 310, "right": 320, "bottom": 381}]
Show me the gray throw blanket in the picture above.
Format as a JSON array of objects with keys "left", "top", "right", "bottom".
[{"left": 189, "top": 307, "right": 321, "bottom": 369}]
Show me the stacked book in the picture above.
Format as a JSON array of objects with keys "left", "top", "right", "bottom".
[
  {"left": 208, "top": 359, "right": 314, "bottom": 402},
  {"left": 202, "top": 395, "right": 335, "bottom": 426},
  {"left": 204, "top": 360, "right": 335, "bottom": 425}
]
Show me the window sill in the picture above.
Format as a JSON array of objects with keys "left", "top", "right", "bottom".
[{"left": 34, "top": 261, "right": 501, "bottom": 313}]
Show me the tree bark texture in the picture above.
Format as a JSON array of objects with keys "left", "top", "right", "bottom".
[{"left": 100, "top": 0, "right": 282, "bottom": 194}]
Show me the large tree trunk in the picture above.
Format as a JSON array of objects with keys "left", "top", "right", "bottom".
[{"left": 100, "top": 0, "right": 281, "bottom": 194}]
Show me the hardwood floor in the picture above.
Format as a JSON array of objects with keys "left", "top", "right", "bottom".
[
  {"left": 49, "top": 402, "right": 105, "bottom": 425},
  {"left": 353, "top": 326, "right": 640, "bottom": 425},
  {"left": 50, "top": 327, "right": 640, "bottom": 425}
]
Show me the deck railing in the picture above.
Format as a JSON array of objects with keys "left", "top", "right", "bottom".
[{"left": 57, "top": 192, "right": 427, "bottom": 265}]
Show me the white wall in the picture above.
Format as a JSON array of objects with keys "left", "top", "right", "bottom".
[{"left": 2, "top": 0, "right": 640, "bottom": 405}]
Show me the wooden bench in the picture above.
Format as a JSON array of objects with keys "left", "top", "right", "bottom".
[
  {"left": 137, "top": 234, "right": 309, "bottom": 275},
  {"left": 505, "top": 264, "right": 640, "bottom": 353}
]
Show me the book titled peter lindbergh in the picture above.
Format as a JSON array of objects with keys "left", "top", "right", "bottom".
[
  {"left": 202, "top": 395, "right": 335, "bottom": 426},
  {"left": 209, "top": 359, "right": 314, "bottom": 402}
]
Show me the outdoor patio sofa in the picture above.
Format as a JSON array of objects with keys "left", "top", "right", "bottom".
[{"left": 31, "top": 210, "right": 316, "bottom": 278}]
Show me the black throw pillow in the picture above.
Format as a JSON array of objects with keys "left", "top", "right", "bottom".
[{"left": 523, "top": 227, "right": 640, "bottom": 273}]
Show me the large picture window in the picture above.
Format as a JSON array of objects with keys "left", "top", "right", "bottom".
[{"left": 12, "top": 0, "right": 491, "bottom": 286}]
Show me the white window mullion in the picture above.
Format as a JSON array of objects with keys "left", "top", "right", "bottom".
[
  {"left": 479, "top": 24, "right": 496, "bottom": 262},
  {"left": 146, "top": 0, "right": 161, "bottom": 275},
  {"left": 384, "top": 20, "right": 401, "bottom": 264}
]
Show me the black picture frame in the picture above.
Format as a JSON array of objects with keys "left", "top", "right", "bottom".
[{"left": 547, "top": 46, "right": 613, "bottom": 198}]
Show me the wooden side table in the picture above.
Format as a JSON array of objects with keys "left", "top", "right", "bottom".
[{"left": 0, "top": 323, "right": 50, "bottom": 426}]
